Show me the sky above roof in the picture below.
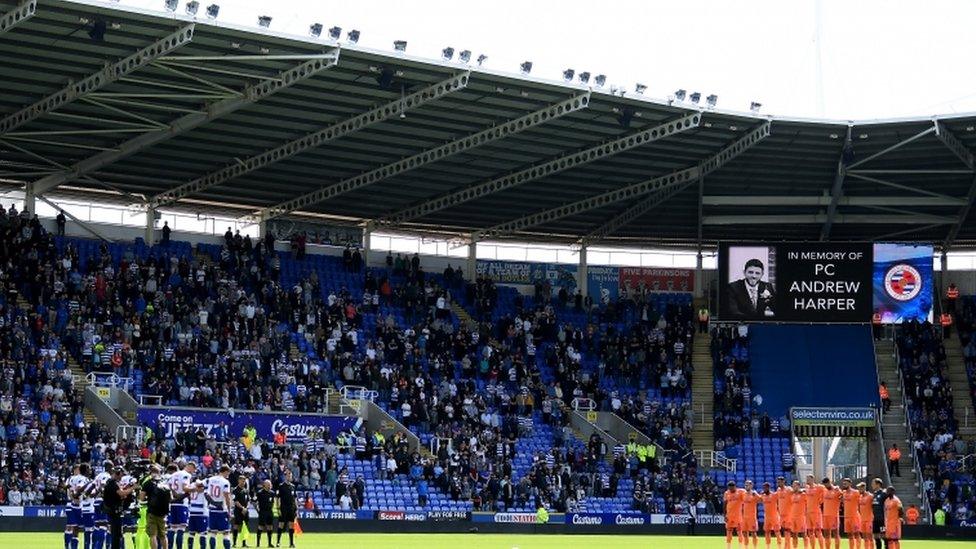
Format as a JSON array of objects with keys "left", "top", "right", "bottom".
[{"left": 121, "top": 0, "right": 976, "bottom": 121}]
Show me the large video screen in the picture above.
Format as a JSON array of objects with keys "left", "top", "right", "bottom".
[
  {"left": 718, "top": 242, "right": 931, "bottom": 323},
  {"left": 872, "top": 243, "right": 934, "bottom": 323}
]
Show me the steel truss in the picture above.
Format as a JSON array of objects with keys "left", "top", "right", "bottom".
[
  {"left": 153, "top": 72, "right": 471, "bottom": 210},
  {"left": 0, "top": 24, "right": 195, "bottom": 136},
  {"left": 934, "top": 122, "right": 976, "bottom": 250},
  {"left": 819, "top": 125, "right": 852, "bottom": 240},
  {"left": 29, "top": 52, "right": 340, "bottom": 196},
  {"left": 0, "top": 0, "right": 34, "bottom": 36},
  {"left": 704, "top": 214, "right": 954, "bottom": 225},
  {"left": 702, "top": 195, "right": 966, "bottom": 207},
  {"left": 376, "top": 112, "right": 703, "bottom": 227},
  {"left": 819, "top": 120, "right": 974, "bottom": 240},
  {"left": 489, "top": 122, "right": 770, "bottom": 242},
  {"left": 252, "top": 91, "right": 591, "bottom": 224}
]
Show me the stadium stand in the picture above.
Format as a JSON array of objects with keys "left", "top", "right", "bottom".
[
  {"left": 895, "top": 320, "right": 975, "bottom": 523},
  {"left": 0, "top": 224, "right": 718, "bottom": 517}
]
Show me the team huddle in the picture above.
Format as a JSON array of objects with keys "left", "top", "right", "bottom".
[
  {"left": 63, "top": 459, "right": 300, "bottom": 549},
  {"left": 724, "top": 476, "right": 904, "bottom": 549}
]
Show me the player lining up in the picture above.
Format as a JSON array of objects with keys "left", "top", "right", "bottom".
[
  {"left": 206, "top": 465, "right": 234, "bottom": 549},
  {"left": 65, "top": 464, "right": 89, "bottom": 549},
  {"left": 93, "top": 461, "right": 117, "bottom": 549},
  {"left": 168, "top": 462, "right": 197, "bottom": 549},
  {"left": 187, "top": 479, "right": 209, "bottom": 549}
]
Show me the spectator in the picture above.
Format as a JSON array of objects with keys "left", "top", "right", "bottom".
[
  {"left": 888, "top": 444, "right": 902, "bottom": 477},
  {"left": 879, "top": 382, "right": 891, "bottom": 413}
]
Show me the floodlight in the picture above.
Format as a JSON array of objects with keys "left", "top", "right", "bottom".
[
  {"left": 309, "top": 23, "right": 323, "bottom": 37},
  {"left": 476, "top": 54, "right": 487, "bottom": 66},
  {"left": 706, "top": 94, "right": 718, "bottom": 107},
  {"left": 393, "top": 40, "right": 407, "bottom": 52},
  {"left": 164, "top": 0, "right": 178, "bottom": 12},
  {"left": 442, "top": 47, "right": 455, "bottom": 61},
  {"left": 328, "top": 26, "right": 341, "bottom": 40},
  {"left": 258, "top": 15, "right": 272, "bottom": 28},
  {"left": 519, "top": 61, "right": 532, "bottom": 74},
  {"left": 205, "top": 4, "right": 219, "bottom": 19},
  {"left": 347, "top": 30, "right": 360, "bottom": 43},
  {"left": 750, "top": 101, "right": 762, "bottom": 113},
  {"left": 674, "top": 89, "right": 686, "bottom": 101},
  {"left": 459, "top": 50, "right": 471, "bottom": 63},
  {"left": 635, "top": 83, "right": 647, "bottom": 94},
  {"left": 594, "top": 74, "right": 606, "bottom": 87},
  {"left": 578, "top": 72, "right": 590, "bottom": 84},
  {"left": 689, "top": 92, "right": 701, "bottom": 104},
  {"left": 185, "top": 1, "right": 198, "bottom": 15},
  {"left": 562, "top": 68, "right": 574, "bottom": 81}
]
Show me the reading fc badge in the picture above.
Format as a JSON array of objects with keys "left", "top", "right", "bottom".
[{"left": 884, "top": 264, "right": 922, "bottom": 302}]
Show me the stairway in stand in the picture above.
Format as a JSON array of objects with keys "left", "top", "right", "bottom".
[
  {"left": 16, "top": 294, "right": 98, "bottom": 425},
  {"left": 874, "top": 338, "right": 923, "bottom": 512},
  {"left": 691, "top": 332, "right": 714, "bottom": 454},
  {"left": 449, "top": 301, "right": 475, "bottom": 330},
  {"left": 943, "top": 335, "right": 976, "bottom": 437}
]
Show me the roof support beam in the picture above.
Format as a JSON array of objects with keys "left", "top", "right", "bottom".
[
  {"left": 844, "top": 124, "right": 936, "bottom": 171},
  {"left": 846, "top": 169, "right": 972, "bottom": 175},
  {"left": 0, "top": 24, "right": 195, "bottom": 136},
  {"left": 702, "top": 195, "right": 966, "bottom": 207},
  {"left": 582, "top": 177, "right": 699, "bottom": 244},
  {"left": 819, "top": 125, "right": 852, "bottom": 241},
  {"left": 934, "top": 123, "right": 976, "bottom": 251},
  {"left": 29, "top": 52, "right": 340, "bottom": 196},
  {"left": 703, "top": 214, "right": 954, "bottom": 225},
  {"left": 252, "top": 91, "right": 589, "bottom": 223},
  {"left": 0, "top": 0, "right": 35, "bottom": 36},
  {"left": 481, "top": 121, "right": 770, "bottom": 240},
  {"left": 36, "top": 194, "right": 112, "bottom": 242},
  {"left": 845, "top": 172, "right": 963, "bottom": 202},
  {"left": 376, "top": 111, "right": 703, "bottom": 227},
  {"left": 151, "top": 71, "right": 470, "bottom": 210}
]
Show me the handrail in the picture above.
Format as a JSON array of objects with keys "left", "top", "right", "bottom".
[
  {"left": 138, "top": 394, "right": 163, "bottom": 406},
  {"left": 86, "top": 372, "right": 133, "bottom": 392},
  {"left": 571, "top": 397, "right": 596, "bottom": 412},
  {"left": 340, "top": 385, "right": 377, "bottom": 402},
  {"left": 891, "top": 327, "right": 933, "bottom": 524},
  {"left": 116, "top": 425, "right": 147, "bottom": 442},
  {"left": 694, "top": 449, "right": 737, "bottom": 473}
]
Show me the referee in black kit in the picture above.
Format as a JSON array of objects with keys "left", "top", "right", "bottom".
[
  {"left": 276, "top": 470, "right": 298, "bottom": 549},
  {"left": 233, "top": 475, "right": 251, "bottom": 548},
  {"left": 256, "top": 480, "right": 275, "bottom": 548},
  {"left": 103, "top": 466, "right": 134, "bottom": 549}
]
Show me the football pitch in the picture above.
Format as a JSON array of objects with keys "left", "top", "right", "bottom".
[{"left": 4, "top": 533, "right": 967, "bottom": 548}]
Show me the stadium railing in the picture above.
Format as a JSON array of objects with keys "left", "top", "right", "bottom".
[
  {"left": 694, "top": 450, "right": 737, "bottom": 473},
  {"left": 891, "top": 330, "right": 934, "bottom": 524},
  {"left": 86, "top": 372, "right": 133, "bottom": 393}
]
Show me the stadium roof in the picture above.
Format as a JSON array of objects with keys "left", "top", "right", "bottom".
[{"left": 2, "top": 0, "right": 976, "bottom": 249}]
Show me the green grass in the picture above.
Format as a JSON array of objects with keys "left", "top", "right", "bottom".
[{"left": 7, "top": 533, "right": 967, "bottom": 548}]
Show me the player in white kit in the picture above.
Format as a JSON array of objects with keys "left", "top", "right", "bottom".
[
  {"left": 78, "top": 464, "right": 96, "bottom": 549},
  {"left": 206, "top": 465, "right": 233, "bottom": 549},
  {"left": 89, "top": 460, "right": 115, "bottom": 549},
  {"left": 187, "top": 480, "right": 209, "bottom": 549},
  {"left": 65, "top": 464, "right": 89, "bottom": 549},
  {"left": 167, "top": 462, "right": 196, "bottom": 549},
  {"left": 120, "top": 471, "right": 140, "bottom": 549}
]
